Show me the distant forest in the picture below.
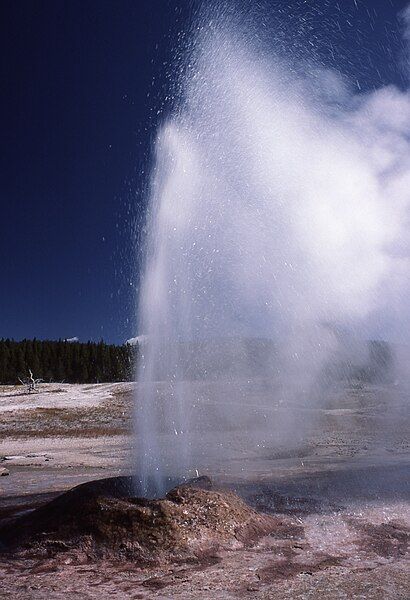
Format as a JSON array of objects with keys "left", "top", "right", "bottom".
[
  {"left": 0, "top": 339, "right": 137, "bottom": 385},
  {"left": 0, "top": 337, "right": 395, "bottom": 387}
]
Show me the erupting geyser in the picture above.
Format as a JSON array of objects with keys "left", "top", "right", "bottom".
[{"left": 134, "top": 7, "right": 410, "bottom": 497}]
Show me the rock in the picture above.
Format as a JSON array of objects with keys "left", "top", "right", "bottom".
[
  {"left": 3, "top": 455, "right": 25, "bottom": 461},
  {"left": 0, "top": 468, "right": 9, "bottom": 476},
  {"left": 0, "top": 475, "right": 276, "bottom": 564},
  {"left": 169, "top": 474, "right": 213, "bottom": 491}
]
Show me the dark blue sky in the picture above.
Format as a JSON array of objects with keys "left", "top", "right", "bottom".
[{"left": 1, "top": 0, "right": 408, "bottom": 344}]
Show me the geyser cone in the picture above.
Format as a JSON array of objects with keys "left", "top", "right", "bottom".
[{"left": 0, "top": 476, "right": 276, "bottom": 563}]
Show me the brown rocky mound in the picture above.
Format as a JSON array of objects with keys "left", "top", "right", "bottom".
[{"left": 0, "top": 476, "right": 275, "bottom": 564}]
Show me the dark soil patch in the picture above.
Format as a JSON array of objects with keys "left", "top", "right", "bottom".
[
  {"left": 347, "top": 518, "right": 409, "bottom": 558},
  {"left": 257, "top": 555, "right": 344, "bottom": 583},
  {"left": 1, "top": 426, "right": 128, "bottom": 438}
]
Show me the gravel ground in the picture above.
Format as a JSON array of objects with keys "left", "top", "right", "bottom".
[{"left": 0, "top": 380, "right": 408, "bottom": 598}]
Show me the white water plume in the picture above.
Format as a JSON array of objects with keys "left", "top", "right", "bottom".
[{"left": 134, "top": 9, "right": 410, "bottom": 497}]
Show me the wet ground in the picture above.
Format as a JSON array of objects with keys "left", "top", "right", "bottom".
[{"left": 0, "top": 381, "right": 409, "bottom": 598}]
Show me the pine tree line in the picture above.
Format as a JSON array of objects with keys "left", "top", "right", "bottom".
[{"left": 0, "top": 339, "right": 137, "bottom": 385}]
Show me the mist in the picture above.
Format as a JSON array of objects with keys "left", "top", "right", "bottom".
[{"left": 134, "top": 4, "right": 410, "bottom": 496}]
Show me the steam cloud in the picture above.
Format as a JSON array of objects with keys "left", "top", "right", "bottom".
[{"left": 134, "top": 5, "right": 410, "bottom": 496}]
